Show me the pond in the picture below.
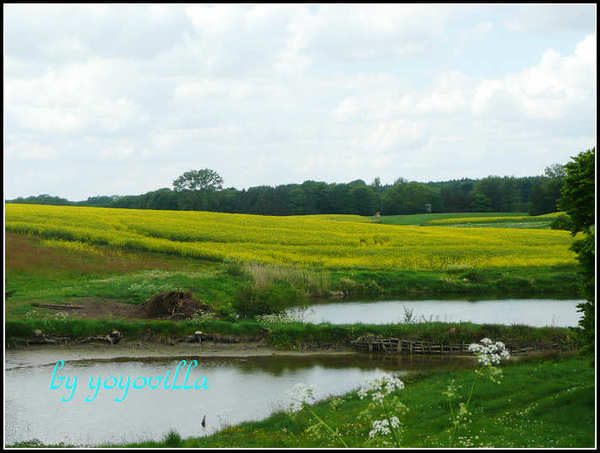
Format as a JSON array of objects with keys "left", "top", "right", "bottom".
[
  {"left": 288, "top": 299, "right": 583, "bottom": 327},
  {"left": 5, "top": 353, "right": 471, "bottom": 446}
]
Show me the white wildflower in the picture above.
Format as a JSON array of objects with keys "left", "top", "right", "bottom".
[
  {"left": 358, "top": 374, "right": 405, "bottom": 401},
  {"left": 369, "top": 419, "right": 391, "bottom": 438},
  {"left": 372, "top": 391, "right": 385, "bottom": 404},
  {"left": 469, "top": 338, "right": 511, "bottom": 366}
]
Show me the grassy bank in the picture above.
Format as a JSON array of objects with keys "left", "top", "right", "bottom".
[
  {"left": 21, "top": 354, "right": 588, "bottom": 448},
  {"left": 328, "top": 265, "right": 580, "bottom": 298},
  {"left": 423, "top": 212, "right": 563, "bottom": 229},
  {"left": 6, "top": 231, "right": 581, "bottom": 324},
  {"left": 5, "top": 316, "right": 576, "bottom": 352},
  {"left": 377, "top": 212, "right": 528, "bottom": 226},
  {"left": 4, "top": 230, "right": 580, "bottom": 346}
]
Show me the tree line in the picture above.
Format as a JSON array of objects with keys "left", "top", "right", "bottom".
[{"left": 8, "top": 165, "right": 570, "bottom": 216}]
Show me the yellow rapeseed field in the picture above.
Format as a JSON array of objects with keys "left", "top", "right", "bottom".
[{"left": 5, "top": 204, "right": 577, "bottom": 270}]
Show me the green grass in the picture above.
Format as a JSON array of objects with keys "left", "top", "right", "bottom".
[
  {"left": 5, "top": 316, "right": 575, "bottom": 351},
  {"left": 378, "top": 212, "right": 528, "bottom": 226},
  {"left": 328, "top": 265, "right": 580, "bottom": 298},
  {"left": 5, "top": 231, "right": 582, "bottom": 323},
  {"left": 433, "top": 220, "right": 551, "bottom": 229},
  {"left": 423, "top": 212, "right": 562, "bottom": 229},
  {"left": 6, "top": 263, "right": 581, "bottom": 321},
  {"left": 90, "top": 354, "right": 594, "bottom": 448}
]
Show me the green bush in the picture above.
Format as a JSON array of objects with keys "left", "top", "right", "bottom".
[
  {"left": 459, "top": 269, "right": 485, "bottom": 283},
  {"left": 223, "top": 260, "right": 246, "bottom": 277},
  {"left": 215, "top": 302, "right": 238, "bottom": 321},
  {"left": 550, "top": 214, "right": 575, "bottom": 231}
]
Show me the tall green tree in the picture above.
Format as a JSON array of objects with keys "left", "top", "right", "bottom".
[
  {"left": 172, "top": 169, "right": 224, "bottom": 192},
  {"left": 559, "top": 148, "right": 595, "bottom": 353}
]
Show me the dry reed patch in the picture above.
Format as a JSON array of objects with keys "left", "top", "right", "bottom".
[{"left": 242, "top": 262, "right": 330, "bottom": 295}]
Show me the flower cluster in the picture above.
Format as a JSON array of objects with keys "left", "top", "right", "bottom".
[
  {"left": 286, "top": 383, "right": 316, "bottom": 413},
  {"left": 254, "top": 312, "right": 297, "bottom": 323},
  {"left": 368, "top": 417, "right": 401, "bottom": 439},
  {"left": 192, "top": 310, "right": 216, "bottom": 321},
  {"left": 468, "top": 338, "right": 511, "bottom": 366},
  {"left": 358, "top": 374, "right": 405, "bottom": 402}
]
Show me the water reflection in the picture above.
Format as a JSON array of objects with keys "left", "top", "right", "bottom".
[
  {"left": 289, "top": 299, "right": 582, "bottom": 327},
  {"left": 5, "top": 354, "right": 471, "bottom": 446}
]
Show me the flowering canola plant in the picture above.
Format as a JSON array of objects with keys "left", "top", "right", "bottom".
[{"left": 6, "top": 204, "right": 576, "bottom": 270}]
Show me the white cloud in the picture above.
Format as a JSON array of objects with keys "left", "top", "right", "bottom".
[
  {"left": 3, "top": 5, "right": 596, "bottom": 199},
  {"left": 471, "top": 34, "right": 596, "bottom": 120},
  {"left": 332, "top": 98, "right": 360, "bottom": 121},
  {"left": 366, "top": 120, "right": 427, "bottom": 148},
  {"left": 506, "top": 5, "right": 595, "bottom": 34},
  {"left": 6, "top": 59, "right": 149, "bottom": 133},
  {"left": 6, "top": 142, "right": 59, "bottom": 160}
]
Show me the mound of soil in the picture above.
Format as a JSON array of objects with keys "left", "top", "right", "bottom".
[{"left": 143, "top": 290, "right": 214, "bottom": 320}]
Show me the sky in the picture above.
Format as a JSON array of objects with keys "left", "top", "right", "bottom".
[{"left": 3, "top": 4, "right": 597, "bottom": 201}]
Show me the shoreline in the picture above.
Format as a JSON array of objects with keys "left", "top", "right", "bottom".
[
  {"left": 5, "top": 339, "right": 565, "bottom": 371},
  {"left": 5, "top": 341, "right": 357, "bottom": 369}
]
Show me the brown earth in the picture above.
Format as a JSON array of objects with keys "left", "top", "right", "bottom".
[
  {"left": 143, "top": 290, "right": 214, "bottom": 319},
  {"left": 29, "top": 291, "right": 215, "bottom": 321},
  {"left": 5, "top": 231, "right": 208, "bottom": 275},
  {"left": 31, "top": 297, "right": 150, "bottom": 320}
]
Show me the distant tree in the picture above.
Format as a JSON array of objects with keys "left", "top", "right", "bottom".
[
  {"left": 499, "top": 177, "right": 520, "bottom": 211},
  {"left": 528, "top": 178, "right": 562, "bottom": 215},
  {"left": 371, "top": 177, "right": 383, "bottom": 191},
  {"left": 558, "top": 148, "right": 595, "bottom": 354},
  {"left": 544, "top": 163, "right": 567, "bottom": 179},
  {"left": 146, "top": 188, "right": 179, "bottom": 211},
  {"left": 382, "top": 181, "right": 437, "bottom": 215},
  {"left": 301, "top": 181, "right": 330, "bottom": 214},
  {"left": 349, "top": 185, "right": 379, "bottom": 216},
  {"left": 348, "top": 179, "right": 367, "bottom": 186},
  {"left": 288, "top": 186, "right": 307, "bottom": 215},
  {"left": 173, "top": 169, "right": 223, "bottom": 192},
  {"left": 9, "top": 194, "right": 72, "bottom": 206},
  {"left": 471, "top": 177, "right": 504, "bottom": 211},
  {"left": 440, "top": 179, "right": 475, "bottom": 212},
  {"left": 470, "top": 191, "right": 492, "bottom": 211},
  {"left": 528, "top": 163, "right": 567, "bottom": 215},
  {"left": 82, "top": 195, "right": 117, "bottom": 207}
]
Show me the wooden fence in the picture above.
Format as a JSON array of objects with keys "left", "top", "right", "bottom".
[{"left": 350, "top": 336, "right": 567, "bottom": 355}]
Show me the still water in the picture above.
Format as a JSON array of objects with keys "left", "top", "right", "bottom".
[
  {"left": 5, "top": 354, "right": 470, "bottom": 446},
  {"left": 289, "top": 299, "right": 583, "bottom": 327}
]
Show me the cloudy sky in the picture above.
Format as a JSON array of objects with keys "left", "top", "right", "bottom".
[{"left": 4, "top": 4, "right": 596, "bottom": 200}]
